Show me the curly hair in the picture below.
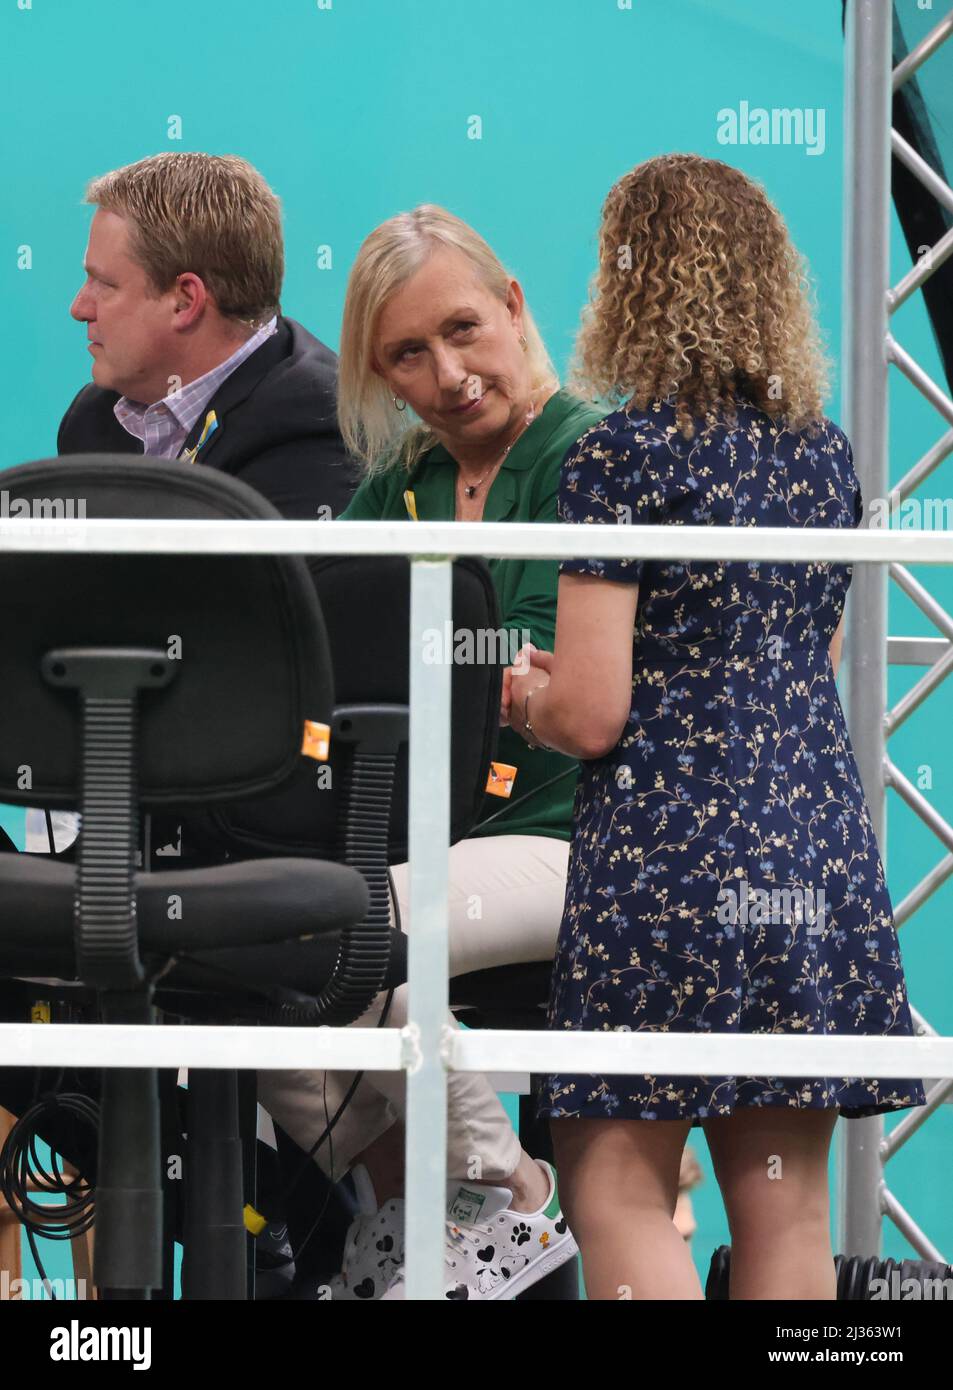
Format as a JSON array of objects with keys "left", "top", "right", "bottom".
[{"left": 569, "top": 154, "right": 830, "bottom": 438}]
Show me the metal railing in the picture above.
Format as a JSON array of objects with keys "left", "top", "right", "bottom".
[{"left": 1, "top": 514, "right": 953, "bottom": 1297}]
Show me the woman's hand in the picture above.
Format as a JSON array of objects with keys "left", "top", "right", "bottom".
[
  {"left": 526, "top": 647, "right": 554, "bottom": 676},
  {"left": 501, "top": 643, "right": 553, "bottom": 727},
  {"left": 500, "top": 642, "right": 531, "bottom": 725}
]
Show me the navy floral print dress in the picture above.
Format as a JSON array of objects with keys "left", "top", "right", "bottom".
[{"left": 538, "top": 399, "right": 926, "bottom": 1125}]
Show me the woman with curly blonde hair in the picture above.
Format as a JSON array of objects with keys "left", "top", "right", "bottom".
[
  {"left": 568, "top": 153, "right": 830, "bottom": 438},
  {"left": 504, "top": 154, "right": 925, "bottom": 1299}
]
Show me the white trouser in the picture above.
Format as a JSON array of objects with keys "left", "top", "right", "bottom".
[{"left": 257, "top": 834, "right": 570, "bottom": 1184}]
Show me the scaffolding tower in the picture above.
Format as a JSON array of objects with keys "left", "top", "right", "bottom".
[{"left": 841, "top": 0, "right": 953, "bottom": 1260}]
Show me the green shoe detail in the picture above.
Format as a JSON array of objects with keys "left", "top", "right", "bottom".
[{"left": 543, "top": 1165, "right": 561, "bottom": 1221}]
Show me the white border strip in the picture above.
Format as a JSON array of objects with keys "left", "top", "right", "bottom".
[
  {"left": 1, "top": 1022, "right": 947, "bottom": 1079},
  {"left": 2, "top": 518, "right": 953, "bottom": 564},
  {"left": 0, "top": 1022, "right": 402, "bottom": 1070},
  {"left": 450, "top": 1029, "right": 952, "bottom": 1079}
]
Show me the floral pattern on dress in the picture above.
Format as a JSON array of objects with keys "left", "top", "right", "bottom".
[{"left": 538, "top": 399, "right": 926, "bottom": 1124}]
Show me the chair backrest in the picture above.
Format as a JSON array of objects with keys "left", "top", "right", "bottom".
[
  {"left": 0, "top": 455, "right": 333, "bottom": 810},
  {"left": 188, "top": 555, "right": 503, "bottom": 864}
]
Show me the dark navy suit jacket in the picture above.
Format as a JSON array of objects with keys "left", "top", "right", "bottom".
[{"left": 57, "top": 315, "right": 359, "bottom": 518}]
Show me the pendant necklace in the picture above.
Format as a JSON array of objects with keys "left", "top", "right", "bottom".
[{"left": 460, "top": 398, "right": 538, "bottom": 499}]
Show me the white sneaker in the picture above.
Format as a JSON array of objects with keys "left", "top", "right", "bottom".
[
  {"left": 325, "top": 1165, "right": 404, "bottom": 1301},
  {"left": 381, "top": 1159, "right": 577, "bottom": 1300}
]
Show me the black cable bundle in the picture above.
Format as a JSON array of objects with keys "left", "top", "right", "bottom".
[
  {"left": 706, "top": 1243, "right": 953, "bottom": 1300},
  {"left": 0, "top": 1090, "right": 98, "bottom": 1297}
]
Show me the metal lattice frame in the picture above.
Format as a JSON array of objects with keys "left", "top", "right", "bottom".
[{"left": 840, "top": 0, "right": 953, "bottom": 1261}]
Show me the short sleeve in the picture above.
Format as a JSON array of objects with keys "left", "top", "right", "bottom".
[{"left": 557, "top": 422, "right": 668, "bottom": 584}]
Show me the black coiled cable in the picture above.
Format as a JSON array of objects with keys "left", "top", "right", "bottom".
[{"left": 0, "top": 1090, "right": 98, "bottom": 1298}]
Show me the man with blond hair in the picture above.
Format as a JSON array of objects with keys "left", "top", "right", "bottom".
[
  {"left": 50, "top": 152, "right": 356, "bottom": 869},
  {"left": 59, "top": 151, "right": 355, "bottom": 517}
]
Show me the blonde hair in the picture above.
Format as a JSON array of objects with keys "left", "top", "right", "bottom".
[
  {"left": 338, "top": 205, "right": 559, "bottom": 474},
  {"left": 85, "top": 152, "right": 283, "bottom": 330},
  {"left": 569, "top": 154, "right": 830, "bottom": 438}
]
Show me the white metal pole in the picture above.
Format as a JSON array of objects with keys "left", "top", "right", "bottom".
[
  {"left": 840, "top": 0, "right": 894, "bottom": 1259},
  {"left": 402, "top": 558, "right": 453, "bottom": 1300}
]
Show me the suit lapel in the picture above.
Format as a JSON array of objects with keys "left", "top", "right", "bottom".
[{"left": 178, "top": 317, "right": 291, "bottom": 467}]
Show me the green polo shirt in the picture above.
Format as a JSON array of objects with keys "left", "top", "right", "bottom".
[{"left": 340, "top": 388, "right": 605, "bottom": 841}]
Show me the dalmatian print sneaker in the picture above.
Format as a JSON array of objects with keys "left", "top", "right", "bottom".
[
  {"left": 326, "top": 1165, "right": 404, "bottom": 1301},
  {"left": 380, "top": 1159, "right": 577, "bottom": 1300}
]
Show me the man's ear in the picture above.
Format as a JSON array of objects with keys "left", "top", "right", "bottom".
[{"left": 171, "top": 272, "right": 208, "bottom": 330}]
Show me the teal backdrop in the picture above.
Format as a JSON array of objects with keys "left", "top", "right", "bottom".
[{"left": 1, "top": 0, "right": 950, "bottom": 1293}]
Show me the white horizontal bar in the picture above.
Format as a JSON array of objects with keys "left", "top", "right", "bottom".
[
  {"left": 3, "top": 1021, "right": 948, "bottom": 1079},
  {"left": 888, "top": 636, "right": 952, "bottom": 666},
  {"left": 449, "top": 1029, "right": 952, "bottom": 1079},
  {"left": 0, "top": 1022, "right": 403, "bottom": 1070},
  {"left": 2, "top": 518, "right": 953, "bottom": 563}
]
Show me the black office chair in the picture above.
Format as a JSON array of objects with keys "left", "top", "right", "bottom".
[
  {"left": 0, "top": 455, "right": 401, "bottom": 1298},
  {"left": 191, "top": 554, "right": 580, "bottom": 1298},
  {"left": 188, "top": 554, "right": 501, "bottom": 864}
]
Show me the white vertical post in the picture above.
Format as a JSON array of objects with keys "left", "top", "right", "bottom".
[
  {"left": 839, "top": 0, "right": 893, "bottom": 1257},
  {"left": 403, "top": 557, "right": 453, "bottom": 1299}
]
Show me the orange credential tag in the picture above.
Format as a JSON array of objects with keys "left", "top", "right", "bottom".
[
  {"left": 301, "top": 720, "right": 331, "bottom": 762},
  {"left": 485, "top": 761, "right": 518, "bottom": 798}
]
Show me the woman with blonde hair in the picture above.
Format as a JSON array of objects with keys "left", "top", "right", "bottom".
[
  {"left": 505, "top": 154, "right": 926, "bottom": 1299},
  {"left": 261, "top": 204, "right": 608, "bottom": 1300}
]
